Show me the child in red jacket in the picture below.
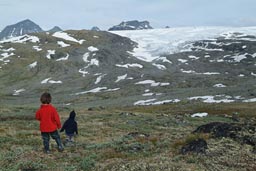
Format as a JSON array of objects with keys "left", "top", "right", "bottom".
[{"left": 36, "top": 92, "right": 64, "bottom": 153}]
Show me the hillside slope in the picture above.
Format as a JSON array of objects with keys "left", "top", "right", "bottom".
[{"left": 0, "top": 27, "right": 256, "bottom": 107}]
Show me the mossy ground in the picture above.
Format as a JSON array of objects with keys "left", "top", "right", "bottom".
[{"left": 0, "top": 102, "right": 255, "bottom": 171}]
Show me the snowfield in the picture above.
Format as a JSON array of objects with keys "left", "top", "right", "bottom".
[{"left": 112, "top": 27, "right": 256, "bottom": 62}]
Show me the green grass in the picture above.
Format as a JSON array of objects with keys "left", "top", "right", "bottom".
[{"left": 0, "top": 102, "right": 255, "bottom": 170}]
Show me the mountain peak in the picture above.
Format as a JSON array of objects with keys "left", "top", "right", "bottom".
[
  {"left": 0, "top": 19, "right": 43, "bottom": 40},
  {"left": 91, "top": 26, "right": 101, "bottom": 31},
  {"left": 108, "top": 20, "right": 153, "bottom": 31},
  {"left": 48, "top": 26, "right": 62, "bottom": 33}
]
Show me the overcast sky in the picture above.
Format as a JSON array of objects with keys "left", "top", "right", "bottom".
[{"left": 0, "top": 0, "right": 256, "bottom": 31}]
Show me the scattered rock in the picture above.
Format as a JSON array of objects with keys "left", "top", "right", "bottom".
[{"left": 181, "top": 138, "right": 207, "bottom": 154}]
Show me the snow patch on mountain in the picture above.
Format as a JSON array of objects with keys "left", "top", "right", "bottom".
[
  {"left": 57, "top": 41, "right": 70, "bottom": 47},
  {"left": 75, "top": 87, "right": 107, "bottom": 95},
  {"left": 231, "top": 54, "right": 248, "bottom": 62},
  {"left": 0, "top": 35, "right": 39, "bottom": 43},
  {"left": 135, "top": 80, "right": 170, "bottom": 87},
  {"left": 52, "top": 32, "right": 85, "bottom": 44},
  {"left": 41, "top": 78, "right": 62, "bottom": 84},
  {"left": 112, "top": 27, "right": 256, "bottom": 62},
  {"left": 28, "top": 61, "right": 37, "bottom": 68},
  {"left": 56, "top": 54, "right": 69, "bottom": 61},
  {"left": 134, "top": 98, "right": 180, "bottom": 105},
  {"left": 188, "top": 95, "right": 234, "bottom": 103},
  {"left": 152, "top": 63, "right": 166, "bottom": 70},
  {"left": 95, "top": 74, "right": 106, "bottom": 84},
  {"left": 13, "top": 89, "right": 26, "bottom": 96},
  {"left": 115, "top": 74, "right": 127, "bottom": 82},
  {"left": 154, "top": 57, "right": 172, "bottom": 64},
  {"left": 180, "top": 69, "right": 220, "bottom": 75},
  {"left": 2, "top": 48, "right": 15, "bottom": 52},
  {"left": 191, "top": 113, "right": 208, "bottom": 118},
  {"left": 83, "top": 52, "right": 90, "bottom": 62},
  {"left": 46, "top": 50, "right": 55, "bottom": 59},
  {"left": 1, "top": 52, "right": 14, "bottom": 59},
  {"left": 33, "top": 46, "right": 42, "bottom": 51},
  {"left": 116, "top": 63, "right": 143, "bottom": 68},
  {"left": 213, "top": 83, "right": 226, "bottom": 88},
  {"left": 243, "top": 98, "right": 256, "bottom": 102},
  {"left": 88, "top": 46, "right": 99, "bottom": 52}
]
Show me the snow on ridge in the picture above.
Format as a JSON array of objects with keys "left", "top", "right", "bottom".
[
  {"left": 52, "top": 31, "right": 85, "bottom": 44},
  {"left": 112, "top": 27, "right": 256, "bottom": 62},
  {"left": 0, "top": 34, "right": 39, "bottom": 43}
]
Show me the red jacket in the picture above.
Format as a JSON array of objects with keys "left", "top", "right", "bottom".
[{"left": 35, "top": 104, "right": 61, "bottom": 132}]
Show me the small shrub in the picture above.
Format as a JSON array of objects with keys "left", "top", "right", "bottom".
[{"left": 80, "top": 154, "right": 97, "bottom": 171}]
